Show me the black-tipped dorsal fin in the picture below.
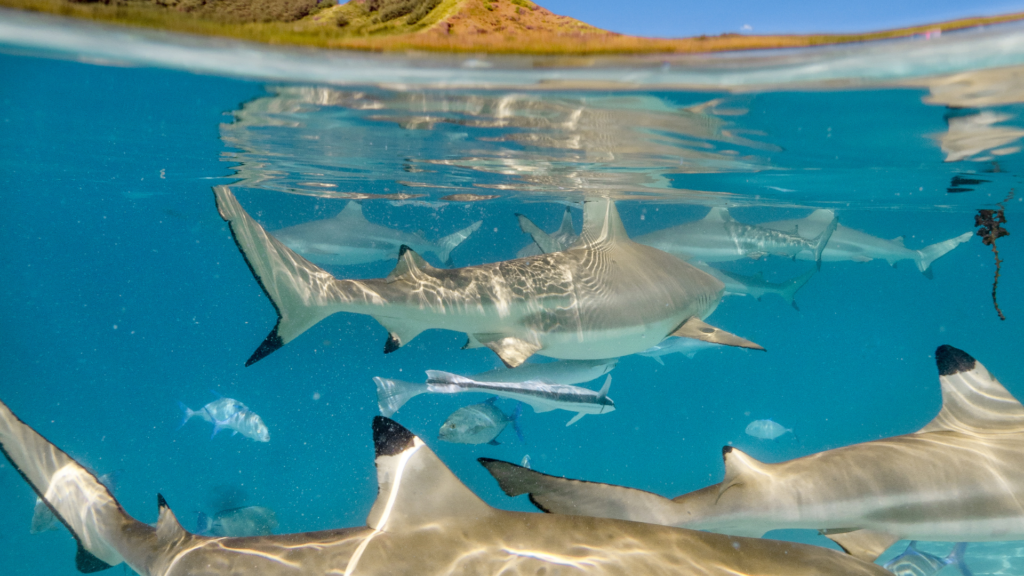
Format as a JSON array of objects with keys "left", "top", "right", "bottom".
[
  {"left": 576, "top": 199, "right": 631, "bottom": 248},
  {"left": 671, "top": 317, "right": 766, "bottom": 351},
  {"left": 919, "top": 346, "right": 1024, "bottom": 434},
  {"left": 821, "top": 528, "right": 900, "bottom": 562},
  {"left": 367, "top": 417, "right": 491, "bottom": 531},
  {"left": 386, "top": 245, "right": 434, "bottom": 283},
  {"left": 156, "top": 494, "right": 189, "bottom": 544},
  {"left": 334, "top": 201, "right": 366, "bottom": 221},
  {"left": 718, "top": 446, "right": 770, "bottom": 498},
  {"left": 702, "top": 207, "right": 733, "bottom": 222}
]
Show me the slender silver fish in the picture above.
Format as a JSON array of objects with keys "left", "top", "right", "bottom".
[
  {"left": 215, "top": 187, "right": 763, "bottom": 368},
  {"left": 482, "top": 345, "right": 1024, "bottom": 563},
  {"left": 0, "top": 402, "right": 891, "bottom": 576},
  {"left": 375, "top": 372, "right": 614, "bottom": 426}
]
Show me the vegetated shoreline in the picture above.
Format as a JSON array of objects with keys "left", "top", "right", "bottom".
[{"left": 4, "top": 0, "right": 1024, "bottom": 56}]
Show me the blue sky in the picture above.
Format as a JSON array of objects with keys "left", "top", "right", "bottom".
[{"left": 540, "top": 0, "right": 1024, "bottom": 38}]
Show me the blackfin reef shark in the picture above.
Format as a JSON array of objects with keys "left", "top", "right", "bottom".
[
  {"left": 0, "top": 399, "right": 892, "bottom": 575},
  {"left": 760, "top": 209, "right": 972, "bottom": 277},
  {"left": 633, "top": 207, "right": 838, "bottom": 269},
  {"left": 215, "top": 186, "right": 763, "bottom": 368},
  {"left": 272, "top": 201, "right": 481, "bottom": 267},
  {"left": 481, "top": 345, "right": 1024, "bottom": 563},
  {"left": 375, "top": 371, "right": 614, "bottom": 426}
]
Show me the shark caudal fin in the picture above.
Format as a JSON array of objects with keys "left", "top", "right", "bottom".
[
  {"left": 364, "top": 417, "right": 492, "bottom": 533},
  {"left": 809, "top": 211, "right": 839, "bottom": 270},
  {"left": 777, "top": 268, "right": 817, "bottom": 311},
  {"left": 214, "top": 186, "right": 341, "bottom": 366},
  {"left": 919, "top": 345, "right": 1024, "bottom": 434},
  {"left": 478, "top": 458, "right": 685, "bottom": 525},
  {"left": 373, "top": 377, "right": 428, "bottom": 417},
  {"left": 517, "top": 214, "right": 563, "bottom": 255},
  {"left": 434, "top": 220, "right": 482, "bottom": 267},
  {"left": 0, "top": 399, "right": 151, "bottom": 573},
  {"left": 915, "top": 232, "right": 973, "bottom": 278}
]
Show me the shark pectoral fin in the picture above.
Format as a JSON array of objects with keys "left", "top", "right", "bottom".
[
  {"left": 475, "top": 334, "right": 541, "bottom": 368},
  {"left": 478, "top": 458, "right": 683, "bottom": 524},
  {"left": 918, "top": 346, "right": 1024, "bottom": 434},
  {"left": 462, "top": 334, "right": 484, "bottom": 349},
  {"left": 566, "top": 412, "right": 586, "bottom": 426},
  {"left": 367, "top": 418, "right": 491, "bottom": 532},
  {"left": 156, "top": 494, "right": 190, "bottom": 544},
  {"left": 373, "top": 316, "right": 428, "bottom": 353},
  {"left": 516, "top": 214, "right": 563, "bottom": 254},
  {"left": 214, "top": 186, "right": 340, "bottom": 367},
  {"left": 651, "top": 355, "right": 665, "bottom": 366},
  {"left": 820, "top": 528, "right": 900, "bottom": 562},
  {"left": 671, "top": 317, "right": 765, "bottom": 351},
  {"left": 386, "top": 245, "right": 435, "bottom": 283}
]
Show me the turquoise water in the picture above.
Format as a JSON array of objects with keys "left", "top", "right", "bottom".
[{"left": 1, "top": 11, "right": 1022, "bottom": 576}]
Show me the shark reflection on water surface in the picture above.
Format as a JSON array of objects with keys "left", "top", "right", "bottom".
[
  {"left": 215, "top": 186, "right": 763, "bottom": 368},
  {"left": 0, "top": 399, "right": 893, "bottom": 575},
  {"left": 482, "top": 345, "right": 1024, "bottom": 562}
]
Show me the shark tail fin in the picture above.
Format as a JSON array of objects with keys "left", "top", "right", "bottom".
[
  {"left": 916, "top": 231, "right": 973, "bottom": 278},
  {"left": 365, "top": 417, "right": 491, "bottom": 536},
  {"left": 434, "top": 220, "right": 482, "bottom": 267},
  {"left": 948, "top": 542, "right": 973, "bottom": 576},
  {"left": 195, "top": 511, "right": 212, "bottom": 536},
  {"left": 0, "top": 399, "right": 149, "bottom": 572},
  {"left": 777, "top": 268, "right": 817, "bottom": 311},
  {"left": 373, "top": 377, "right": 427, "bottom": 418},
  {"left": 516, "top": 214, "right": 563, "bottom": 255},
  {"left": 214, "top": 186, "right": 341, "bottom": 366},
  {"left": 510, "top": 403, "right": 526, "bottom": 443},
  {"left": 809, "top": 211, "right": 838, "bottom": 270},
  {"left": 478, "top": 458, "right": 684, "bottom": 525}
]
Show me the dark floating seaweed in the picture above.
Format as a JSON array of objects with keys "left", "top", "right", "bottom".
[{"left": 975, "top": 189, "right": 1013, "bottom": 320}]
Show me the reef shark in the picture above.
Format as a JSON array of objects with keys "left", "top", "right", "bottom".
[
  {"left": 215, "top": 186, "right": 763, "bottom": 368},
  {"left": 0, "top": 400, "right": 892, "bottom": 575},
  {"left": 272, "top": 201, "right": 481, "bottom": 267},
  {"left": 481, "top": 345, "right": 1024, "bottom": 562},
  {"left": 760, "top": 209, "right": 973, "bottom": 278},
  {"left": 634, "top": 207, "right": 838, "bottom": 269}
]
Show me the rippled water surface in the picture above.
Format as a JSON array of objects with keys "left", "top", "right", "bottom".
[{"left": 1, "top": 10, "right": 1022, "bottom": 575}]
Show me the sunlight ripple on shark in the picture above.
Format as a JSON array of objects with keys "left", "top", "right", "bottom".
[
  {"left": 214, "top": 186, "right": 763, "bottom": 368},
  {"left": 481, "top": 345, "right": 1024, "bottom": 563},
  {"left": 0, "top": 401, "right": 892, "bottom": 575}
]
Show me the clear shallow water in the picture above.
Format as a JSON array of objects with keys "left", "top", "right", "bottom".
[{"left": 0, "top": 12, "right": 1022, "bottom": 576}]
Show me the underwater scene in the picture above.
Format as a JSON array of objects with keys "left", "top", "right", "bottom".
[{"left": 2, "top": 10, "right": 1024, "bottom": 576}]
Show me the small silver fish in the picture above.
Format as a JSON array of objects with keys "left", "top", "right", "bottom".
[
  {"left": 178, "top": 394, "right": 270, "bottom": 442},
  {"left": 196, "top": 506, "right": 278, "bottom": 537},
  {"left": 745, "top": 419, "right": 793, "bottom": 440},
  {"left": 883, "top": 542, "right": 972, "bottom": 576},
  {"left": 439, "top": 398, "right": 523, "bottom": 445}
]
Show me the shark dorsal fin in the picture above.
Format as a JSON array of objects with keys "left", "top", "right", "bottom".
[
  {"left": 366, "top": 417, "right": 491, "bottom": 532},
  {"left": 891, "top": 236, "right": 905, "bottom": 246},
  {"left": 386, "top": 245, "right": 434, "bottom": 283},
  {"left": 918, "top": 345, "right": 1024, "bottom": 434},
  {"left": 156, "top": 494, "right": 189, "bottom": 544},
  {"left": 334, "top": 202, "right": 366, "bottom": 221},
  {"left": 702, "top": 207, "right": 733, "bottom": 222},
  {"left": 557, "top": 206, "right": 575, "bottom": 236},
  {"left": 719, "top": 446, "right": 770, "bottom": 497},
  {"left": 804, "top": 208, "right": 837, "bottom": 224},
  {"left": 576, "top": 199, "right": 630, "bottom": 248}
]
